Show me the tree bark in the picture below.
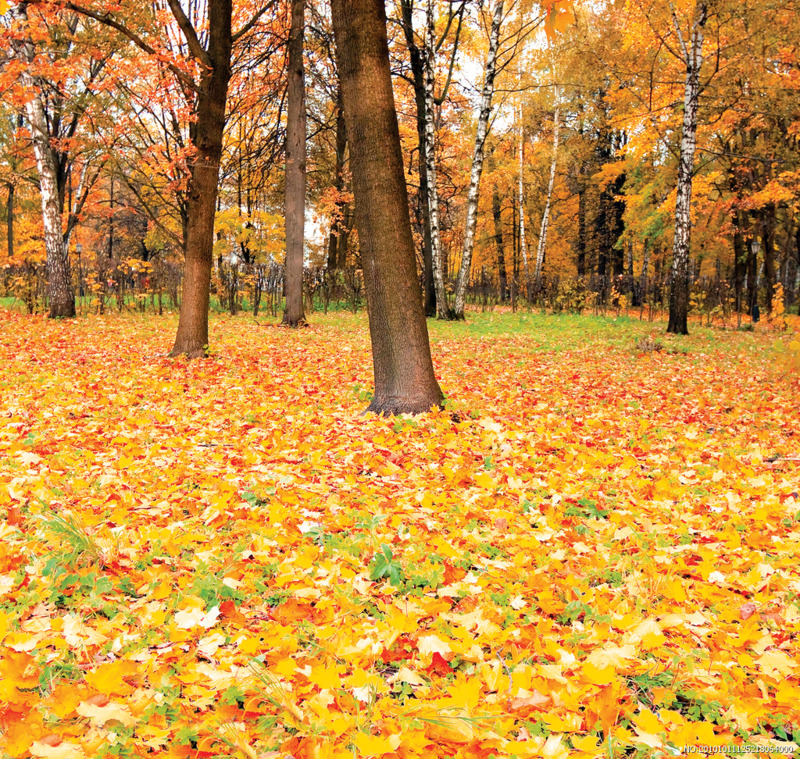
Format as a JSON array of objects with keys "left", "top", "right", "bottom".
[
  {"left": 452, "top": 0, "right": 503, "bottom": 319},
  {"left": 667, "top": 2, "right": 707, "bottom": 335},
  {"left": 733, "top": 210, "right": 746, "bottom": 318},
  {"left": 6, "top": 183, "right": 14, "bottom": 259},
  {"left": 518, "top": 112, "right": 529, "bottom": 298},
  {"left": 492, "top": 179, "right": 507, "bottom": 301},
  {"left": 169, "top": 0, "right": 232, "bottom": 356},
  {"left": 399, "top": 0, "right": 435, "bottom": 317},
  {"left": 330, "top": 0, "right": 443, "bottom": 415},
  {"left": 282, "top": 0, "right": 307, "bottom": 327},
  {"left": 326, "top": 88, "right": 347, "bottom": 270},
  {"left": 760, "top": 204, "right": 776, "bottom": 315},
  {"left": 424, "top": 0, "right": 452, "bottom": 320},
  {"left": 577, "top": 185, "right": 587, "bottom": 278},
  {"left": 534, "top": 86, "right": 560, "bottom": 287},
  {"left": 14, "top": 5, "right": 75, "bottom": 318}
]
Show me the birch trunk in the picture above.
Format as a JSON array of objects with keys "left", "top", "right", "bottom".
[
  {"left": 518, "top": 109, "right": 529, "bottom": 298},
  {"left": 667, "top": 2, "right": 707, "bottom": 335},
  {"left": 399, "top": 0, "right": 436, "bottom": 317},
  {"left": 533, "top": 85, "right": 560, "bottom": 288},
  {"left": 424, "top": 0, "right": 452, "bottom": 319},
  {"left": 14, "top": 6, "right": 75, "bottom": 318},
  {"left": 452, "top": 0, "right": 503, "bottom": 319}
]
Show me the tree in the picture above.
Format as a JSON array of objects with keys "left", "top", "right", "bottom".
[
  {"left": 453, "top": 0, "right": 503, "bottom": 320},
  {"left": 281, "top": 0, "right": 306, "bottom": 327},
  {"left": 330, "top": 0, "right": 443, "bottom": 415},
  {"left": 52, "top": 0, "right": 271, "bottom": 355},
  {"left": 6, "top": 3, "right": 109, "bottom": 317},
  {"left": 666, "top": 1, "right": 707, "bottom": 335}
]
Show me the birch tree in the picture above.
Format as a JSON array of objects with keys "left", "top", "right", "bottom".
[
  {"left": 533, "top": 82, "right": 560, "bottom": 290},
  {"left": 452, "top": 0, "right": 503, "bottom": 320},
  {"left": 667, "top": 1, "right": 707, "bottom": 335},
  {"left": 7, "top": 3, "right": 108, "bottom": 318},
  {"left": 423, "top": 0, "right": 451, "bottom": 319}
]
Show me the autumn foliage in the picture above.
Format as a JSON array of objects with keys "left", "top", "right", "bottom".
[{"left": 1, "top": 310, "right": 799, "bottom": 757}]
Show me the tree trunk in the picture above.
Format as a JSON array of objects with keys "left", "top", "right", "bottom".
[
  {"left": 667, "top": 2, "right": 707, "bottom": 335},
  {"left": 169, "top": 0, "right": 232, "bottom": 357},
  {"left": 330, "top": 0, "right": 443, "bottom": 415},
  {"left": 577, "top": 185, "right": 587, "bottom": 278},
  {"left": 761, "top": 204, "right": 776, "bottom": 315},
  {"left": 6, "top": 183, "right": 13, "bottom": 259},
  {"left": 26, "top": 93, "right": 75, "bottom": 318},
  {"left": 326, "top": 88, "right": 347, "bottom": 271},
  {"left": 733, "top": 210, "right": 746, "bottom": 318},
  {"left": 399, "top": 0, "right": 435, "bottom": 317},
  {"left": 492, "top": 179, "right": 507, "bottom": 301},
  {"left": 452, "top": 0, "right": 503, "bottom": 319},
  {"left": 518, "top": 112, "right": 529, "bottom": 298},
  {"left": 638, "top": 239, "right": 650, "bottom": 308},
  {"left": 282, "top": 0, "right": 307, "bottom": 327},
  {"left": 424, "top": 0, "right": 452, "bottom": 320},
  {"left": 534, "top": 86, "right": 560, "bottom": 287},
  {"left": 14, "top": 6, "right": 75, "bottom": 318}
]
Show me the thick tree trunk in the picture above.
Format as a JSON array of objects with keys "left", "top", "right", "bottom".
[
  {"left": 534, "top": 87, "right": 560, "bottom": 287},
  {"left": 170, "top": 0, "right": 232, "bottom": 357},
  {"left": 399, "top": 0, "right": 435, "bottom": 317},
  {"left": 282, "top": 0, "right": 307, "bottom": 327},
  {"left": 667, "top": 2, "right": 707, "bottom": 335},
  {"left": 424, "top": 0, "right": 452, "bottom": 320},
  {"left": 330, "top": 0, "right": 443, "bottom": 415},
  {"left": 452, "top": 0, "right": 503, "bottom": 319}
]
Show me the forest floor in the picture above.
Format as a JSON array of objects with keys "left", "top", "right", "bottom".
[{"left": 1, "top": 308, "right": 799, "bottom": 759}]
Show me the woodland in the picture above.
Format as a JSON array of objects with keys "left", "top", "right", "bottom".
[{"left": 1, "top": 0, "right": 800, "bottom": 757}]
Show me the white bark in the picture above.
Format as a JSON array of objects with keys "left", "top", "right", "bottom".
[
  {"left": 667, "top": 1, "right": 707, "bottom": 334},
  {"left": 424, "top": 0, "right": 450, "bottom": 319},
  {"left": 452, "top": 0, "right": 503, "bottom": 319},
  {"left": 12, "top": 6, "right": 74, "bottom": 317},
  {"left": 518, "top": 107, "right": 529, "bottom": 292},
  {"left": 534, "top": 84, "right": 560, "bottom": 285}
]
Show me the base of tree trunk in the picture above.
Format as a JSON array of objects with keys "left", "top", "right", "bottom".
[
  {"left": 666, "top": 315, "right": 689, "bottom": 335},
  {"left": 168, "top": 342, "right": 208, "bottom": 359},
  {"left": 48, "top": 301, "right": 76, "bottom": 319},
  {"left": 280, "top": 315, "right": 309, "bottom": 328},
  {"left": 436, "top": 306, "right": 460, "bottom": 321},
  {"left": 364, "top": 392, "right": 444, "bottom": 417}
]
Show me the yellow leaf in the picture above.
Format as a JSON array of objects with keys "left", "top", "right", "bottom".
[
  {"left": 310, "top": 664, "right": 342, "bottom": 690},
  {"left": 631, "top": 708, "right": 663, "bottom": 736},
  {"left": 76, "top": 699, "right": 136, "bottom": 727},
  {"left": 582, "top": 661, "right": 616, "bottom": 686},
  {"left": 29, "top": 741, "right": 85, "bottom": 759},
  {"left": 757, "top": 650, "right": 795, "bottom": 679},
  {"left": 352, "top": 732, "right": 400, "bottom": 757},
  {"left": 585, "top": 645, "right": 636, "bottom": 670},
  {"left": 84, "top": 660, "right": 138, "bottom": 696}
]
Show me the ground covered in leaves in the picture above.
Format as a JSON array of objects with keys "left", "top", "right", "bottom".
[{"left": 1, "top": 308, "right": 799, "bottom": 759}]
